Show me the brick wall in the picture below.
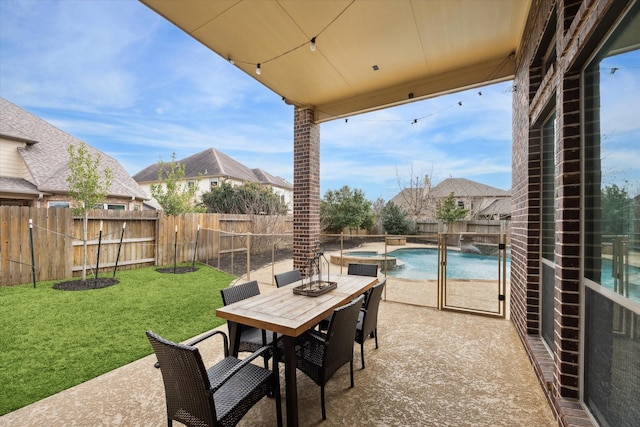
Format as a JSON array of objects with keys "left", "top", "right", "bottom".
[
  {"left": 510, "top": 0, "right": 631, "bottom": 426},
  {"left": 292, "top": 107, "right": 321, "bottom": 273},
  {"left": 554, "top": 75, "right": 582, "bottom": 399}
]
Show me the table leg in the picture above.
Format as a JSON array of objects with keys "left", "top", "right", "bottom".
[
  {"left": 228, "top": 322, "right": 240, "bottom": 357},
  {"left": 283, "top": 335, "right": 298, "bottom": 427}
]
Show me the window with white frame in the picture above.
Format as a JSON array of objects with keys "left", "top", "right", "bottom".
[
  {"left": 48, "top": 201, "right": 70, "bottom": 208},
  {"left": 106, "top": 204, "right": 125, "bottom": 210}
]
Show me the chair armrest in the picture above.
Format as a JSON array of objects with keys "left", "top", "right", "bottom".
[
  {"left": 187, "top": 329, "right": 229, "bottom": 357},
  {"left": 154, "top": 330, "right": 229, "bottom": 369},
  {"left": 210, "top": 345, "right": 272, "bottom": 393}
]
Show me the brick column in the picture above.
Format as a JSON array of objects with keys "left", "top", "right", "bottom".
[
  {"left": 553, "top": 74, "right": 582, "bottom": 399},
  {"left": 292, "top": 107, "right": 320, "bottom": 274}
]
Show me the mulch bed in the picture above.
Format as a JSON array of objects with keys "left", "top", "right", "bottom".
[
  {"left": 51, "top": 239, "right": 369, "bottom": 289},
  {"left": 53, "top": 278, "right": 119, "bottom": 291}
]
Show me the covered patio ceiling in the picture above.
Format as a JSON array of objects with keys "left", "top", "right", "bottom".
[{"left": 140, "top": 0, "right": 531, "bottom": 123}]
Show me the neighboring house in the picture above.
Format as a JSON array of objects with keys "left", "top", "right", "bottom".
[
  {"left": 390, "top": 177, "right": 511, "bottom": 221},
  {"left": 0, "top": 97, "right": 149, "bottom": 210},
  {"left": 133, "top": 147, "right": 293, "bottom": 212}
]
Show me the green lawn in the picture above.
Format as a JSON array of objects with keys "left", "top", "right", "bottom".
[{"left": 0, "top": 263, "right": 234, "bottom": 415}]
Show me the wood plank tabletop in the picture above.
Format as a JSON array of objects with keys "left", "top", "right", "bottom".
[{"left": 216, "top": 274, "right": 378, "bottom": 337}]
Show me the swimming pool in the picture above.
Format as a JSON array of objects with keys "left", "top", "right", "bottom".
[
  {"left": 353, "top": 248, "right": 510, "bottom": 281},
  {"left": 599, "top": 259, "right": 640, "bottom": 302}
]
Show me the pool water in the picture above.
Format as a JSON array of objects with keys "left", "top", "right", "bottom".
[
  {"left": 382, "top": 248, "right": 510, "bottom": 281},
  {"left": 599, "top": 259, "right": 640, "bottom": 302}
]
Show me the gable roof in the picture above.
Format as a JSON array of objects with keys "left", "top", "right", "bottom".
[
  {"left": 0, "top": 176, "right": 40, "bottom": 195},
  {"left": 390, "top": 177, "right": 509, "bottom": 206},
  {"left": 477, "top": 198, "right": 512, "bottom": 218},
  {"left": 430, "top": 178, "right": 510, "bottom": 198},
  {"left": 252, "top": 168, "right": 292, "bottom": 189},
  {"left": 0, "top": 97, "right": 148, "bottom": 200},
  {"left": 389, "top": 187, "right": 427, "bottom": 209},
  {"left": 133, "top": 147, "right": 292, "bottom": 190}
]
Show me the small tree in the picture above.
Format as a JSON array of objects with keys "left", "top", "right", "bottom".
[
  {"left": 371, "top": 197, "right": 386, "bottom": 234},
  {"left": 67, "top": 143, "right": 113, "bottom": 280},
  {"left": 235, "top": 182, "right": 288, "bottom": 215},
  {"left": 601, "top": 183, "right": 633, "bottom": 235},
  {"left": 395, "top": 163, "right": 436, "bottom": 222},
  {"left": 201, "top": 181, "right": 288, "bottom": 215},
  {"left": 381, "top": 201, "right": 412, "bottom": 235},
  {"left": 150, "top": 153, "right": 205, "bottom": 215},
  {"left": 320, "top": 185, "right": 374, "bottom": 233},
  {"left": 201, "top": 181, "right": 239, "bottom": 213},
  {"left": 436, "top": 192, "right": 469, "bottom": 230}
]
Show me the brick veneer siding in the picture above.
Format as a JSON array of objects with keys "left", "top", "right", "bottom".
[
  {"left": 292, "top": 107, "right": 320, "bottom": 273},
  {"left": 511, "top": 1, "right": 632, "bottom": 426}
]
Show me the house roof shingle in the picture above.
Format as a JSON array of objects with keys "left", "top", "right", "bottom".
[
  {"left": 0, "top": 176, "right": 41, "bottom": 195},
  {"left": 0, "top": 97, "right": 149, "bottom": 200},
  {"left": 252, "top": 168, "right": 292, "bottom": 189},
  {"left": 477, "top": 197, "right": 512, "bottom": 218},
  {"left": 133, "top": 147, "right": 292, "bottom": 190},
  {"left": 430, "top": 178, "right": 510, "bottom": 198}
]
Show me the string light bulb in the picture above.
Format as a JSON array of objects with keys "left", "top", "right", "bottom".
[
  {"left": 228, "top": 57, "right": 235, "bottom": 65},
  {"left": 310, "top": 37, "right": 317, "bottom": 52},
  {"left": 256, "top": 63, "right": 261, "bottom": 75}
]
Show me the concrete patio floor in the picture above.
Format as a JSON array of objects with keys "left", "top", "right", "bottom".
[{"left": 1, "top": 295, "right": 556, "bottom": 426}]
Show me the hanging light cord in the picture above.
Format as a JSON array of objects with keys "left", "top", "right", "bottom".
[{"left": 229, "top": 0, "right": 355, "bottom": 68}]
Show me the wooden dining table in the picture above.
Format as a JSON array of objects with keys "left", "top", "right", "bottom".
[{"left": 216, "top": 273, "right": 378, "bottom": 427}]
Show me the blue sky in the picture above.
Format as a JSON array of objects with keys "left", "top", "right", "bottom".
[{"left": 0, "top": 0, "right": 514, "bottom": 202}]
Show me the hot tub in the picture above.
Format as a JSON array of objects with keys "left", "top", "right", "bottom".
[{"left": 330, "top": 251, "right": 398, "bottom": 270}]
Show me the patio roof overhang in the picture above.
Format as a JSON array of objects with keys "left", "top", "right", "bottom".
[{"left": 140, "top": 0, "right": 531, "bottom": 123}]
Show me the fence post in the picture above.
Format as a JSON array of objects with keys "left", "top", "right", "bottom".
[
  {"left": 217, "top": 230, "right": 221, "bottom": 270},
  {"left": 271, "top": 234, "right": 275, "bottom": 286},
  {"left": 340, "top": 232, "right": 344, "bottom": 274},
  {"left": 29, "top": 219, "right": 36, "bottom": 288},
  {"left": 95, "top": 220, "right": 103, "bottom": 287},
  {"left": 173, "top": 224, "right": 177, "bottom": 274},
  {"left": 231, "top": 232, "right": 234, "bottom": 276},
  {"left": 113, "top": 222, "right": 126, "bottom": 277},
  {"left": 246, "top": 232, "right": 251, "bottom": 280},
  {"left": 192, "top": 224, "right": 200, "bottom": 268},
  {"left": 383, "top": 232, "right": 388, "bottom": 300}
]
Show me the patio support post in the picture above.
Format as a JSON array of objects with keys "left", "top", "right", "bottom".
[{"left": 293, "top": 107, "right": 320, "bottom": 275}]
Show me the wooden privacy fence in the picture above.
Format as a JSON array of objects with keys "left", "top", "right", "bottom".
[
  {"left": 0, "top": 207, "right": 293, "bottom": 286},
  {"left": 1, "top": 206, "right": 73, "bottom": 286},
  {"left": 2, "top": 207, "right": 508, "bottom": 287},
  {"left": 1, "top": 207, "right": 159, "bottom": 286}
]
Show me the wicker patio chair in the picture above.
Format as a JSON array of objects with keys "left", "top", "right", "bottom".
[
  {"left": 294, "top": 294, "right": 365, "bottom": 420},
  {"left": 355, "top": 278, "right": 386, "bottom": 369},
  {"left": 274, "top": 269, "right": 302, "bottom": 287},
  {"left": 221, "top": 280, "right": 274, "bottom": 368},
  {"left": 347, "top": 263, "right": 378, "bottom": 277},
  {"left": 318, "top": 263, "right": 378, "bottom": 331},
  {"left": 147, "top": 329, "right": 282, "bottom": 427}
]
